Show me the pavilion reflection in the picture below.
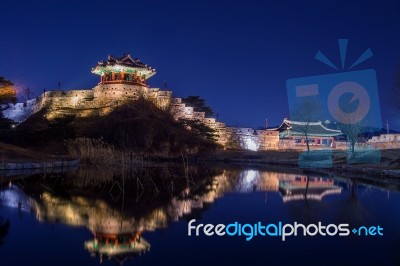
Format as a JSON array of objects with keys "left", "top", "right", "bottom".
[
  {"left": 232, "top": 169, "right": 342, "bottom": 202},
  {"left": 0, "top": 185, "right": 154, "bottom": 263},
  {"left": 84, "top": 231, "right": 150, "bottom": 264},
  {"left": 166, "top": 169, "right": 343, "bottom": 223},
  {"left": 278, "top": 174, "right": 342, "bottom": 202}
]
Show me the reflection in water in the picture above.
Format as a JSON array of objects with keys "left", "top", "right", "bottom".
[
  {"left": 0, "top": 217, "right": 10, "bottom": 247},
  {"left": 340, "top": 179, "right": 368, "bottom": 226},
  {"left": 229, "top": 170, "right": 342, "bottom": 202},
  {"left": 0, "top": 185, "right": 39, "bottom": 214},
  {"left": 0, "top": 167, "right": 346, "bottom": 264},
  {"left": 279, "top": 175, "right": 342, "bottom": 202},
  {"left": 85, "top": 232, "right": 150, "bottom": 265},
  {"left": 1, "top": 170, "right": 344, "bottom": 220}
]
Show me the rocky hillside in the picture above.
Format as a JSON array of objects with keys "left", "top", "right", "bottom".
[{"left": 1, "top": 99, "right": 219, "bottom": 156}]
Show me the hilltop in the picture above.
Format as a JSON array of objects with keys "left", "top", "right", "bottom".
[{"left": 1, "top": 99, "right": 219, "bottom": 156}]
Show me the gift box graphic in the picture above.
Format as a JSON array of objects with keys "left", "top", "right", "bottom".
[{"left": 286, "top": 39, "right": 382, "bottom": 131}]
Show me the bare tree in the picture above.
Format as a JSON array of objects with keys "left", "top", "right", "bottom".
[
  {"left": 338, "top": 118, "right": 364, "bottom": 157},
  {"left": 334, "top": 97, "right": 368, "bottom": 158},
  {"left": 290, "top": 96, "right": 323, "bottom": 152},
  {"left": 24, "top": 87, "right": 31, "bottom": 101}
]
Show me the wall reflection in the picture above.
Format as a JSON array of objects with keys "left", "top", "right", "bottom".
[{"left": 0, "top": 167, "right": 343, "bottom": 263}]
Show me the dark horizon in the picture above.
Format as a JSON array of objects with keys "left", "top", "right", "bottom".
[{"left": 1, "top": 0, "right": 399, "bottom": 129}]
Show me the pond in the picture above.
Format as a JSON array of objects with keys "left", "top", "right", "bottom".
[{"left": 1, "top": 164, "right": 400, "bottom": 266}]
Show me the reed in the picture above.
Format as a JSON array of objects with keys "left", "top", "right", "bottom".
[{"left": 65, "top": 137, "right": 119, "bottom": 165}]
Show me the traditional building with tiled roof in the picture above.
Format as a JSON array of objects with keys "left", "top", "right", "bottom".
[
  {"left": 91, "top": 53, "right": 156, "bottom": 87},
  {"left": 277, "top": 118, "right": 342, "bottom": 148}
]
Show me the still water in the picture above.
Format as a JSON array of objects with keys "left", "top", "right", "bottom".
[{"left": 1, "top": 165, "right": 400, "bottom": 266}]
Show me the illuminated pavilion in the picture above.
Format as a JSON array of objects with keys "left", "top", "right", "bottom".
[
  {"left": 91, "top": 53, "right": 156, "bottom": 87},
  {"left": 277, "top": 119, "right": 342, "bottom": 148}
]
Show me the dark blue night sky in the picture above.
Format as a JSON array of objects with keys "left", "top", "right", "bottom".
[{"left": 0, "top": 0, "right": 399, "bottom": 129}]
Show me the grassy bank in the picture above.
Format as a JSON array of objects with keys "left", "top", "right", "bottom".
[
  {"left": 198, "top": 149, "right": 400, "bottom": 178},
  {"left": 0, "top": 142, "right": 74, "bottom": 163},
  {"left": 202, "top": 149, "right": 399, "bottom": 166}
]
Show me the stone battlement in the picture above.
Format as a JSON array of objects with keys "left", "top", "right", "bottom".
[{"left": 1, "top": 84, "right": 283, "bottom": 150}]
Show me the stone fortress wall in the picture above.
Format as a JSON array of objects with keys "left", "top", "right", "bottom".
[
  {"left": 367, "top": 134, "right": 400, "bottom": 149},
  {"left": 3, "top": 83, "right": 398, "bottom": 151},
  {"left": 2, "top": 83, "right": 280, "bottom": 150},
  {"left": 169, "top": 97, "right": 279, "bottom": 149},
  {"left": 3, "top": 50, "right": 398, "bottom": 152}
]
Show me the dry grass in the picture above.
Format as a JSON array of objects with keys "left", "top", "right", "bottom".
[
  {"left": 64, "top": 137, "right": 146, "bottom": 169},
  {"left": 65, "top": 137, "right": 119, "bottom": 165},
  {"left": 0, "top": 142, "right": 71, "bottom": 163}
]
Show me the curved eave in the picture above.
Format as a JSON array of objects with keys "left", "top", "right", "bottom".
[
  {"left": 289, "top": 131, "right": 343, "bottom": 137},
  {"left": 91, "top": 65, "right": 156, "bottom": 79}
]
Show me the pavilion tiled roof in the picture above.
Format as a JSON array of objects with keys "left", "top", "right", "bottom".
[
  {"left": 98, "top": 53, "right": 150, "bottom": 69},
  {"left": 278, "top": 119, "right": 342, "bottom": 137},
  {"left": 92, "top": 53, "right": 156, "bottom": 78}
]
